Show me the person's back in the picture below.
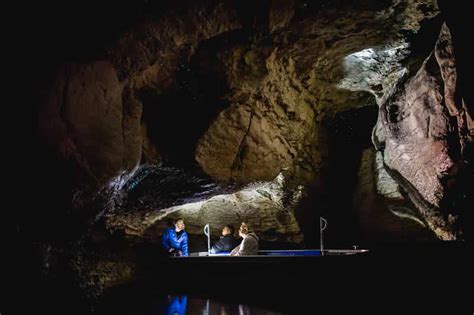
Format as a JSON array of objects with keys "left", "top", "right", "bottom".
[
  {"left": 230, "top": 223, "right": 259, "bottom": 256},
  {"left": 238, "top": 232, "right": 259, "bottom": 255}
]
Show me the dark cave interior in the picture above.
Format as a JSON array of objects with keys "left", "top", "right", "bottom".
[{"left": 17, "top": 0, "right": 474, "bottom": 313}]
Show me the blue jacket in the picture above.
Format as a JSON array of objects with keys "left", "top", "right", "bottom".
[{"left": 162, "top": 228, "right": 189, "bottom": 256}]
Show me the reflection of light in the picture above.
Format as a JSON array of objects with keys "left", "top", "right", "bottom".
[
  {"left": 348, "top": 48, "right": 375, "bottom": 59},
  {"left": 338, "top": 44, "right": 409, "bottom": 102},
  {"left": 108, "top": 169, "right": 137, "bottom": 191},
  {"left": 158, "top": 200, "right": 206, "bottom": 217},
  {"left": 165, "top": 295, "right": 187, "bottom": 315},
  {"left": 238, "top": 304, "right": 251, "bottom": 315},
  {"left": 158, "top": 171, "right": 295, "bottom": 216}
]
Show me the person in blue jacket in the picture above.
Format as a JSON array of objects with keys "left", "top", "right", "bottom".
[{"left": 162, "top": 218, "right": 189, "bottom": 256}]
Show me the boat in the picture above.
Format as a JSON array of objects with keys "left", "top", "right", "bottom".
[{"left": 183, "top": 218, "right": 369, "bottom": 258}]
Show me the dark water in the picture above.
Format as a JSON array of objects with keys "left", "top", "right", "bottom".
[
  {"left": 10, "top": 241, "right": 473, "bottom": 315},
  {"left": 112, "top": 294, "right": 284, "bottom": 315},
  {"left": 19, "top": 275, "right": 285, "bottom": 315}
]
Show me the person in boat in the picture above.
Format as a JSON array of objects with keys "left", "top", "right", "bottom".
[
  {"left": 210, "top": 224, "right": 239, "bottom": 254},
  {"left": 161, "top": 218, "right": 189, "bottom": 257},
  {"left": 230, "top": 222, "right": 259, "bottom": 256}
]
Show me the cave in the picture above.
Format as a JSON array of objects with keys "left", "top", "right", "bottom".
[{"left": 18, "top": 0, "right": 473, "bottom": 313}]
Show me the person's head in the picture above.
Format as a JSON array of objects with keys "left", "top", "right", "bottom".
[
  {"left": 222, "top": 224, "right": 234, "bottom": 236},
  {"left": 173, "top": 218, "right": 185, "bottom": 232},
  {"left": 238, "top": 222, "right": 249, "bottom": 238}
]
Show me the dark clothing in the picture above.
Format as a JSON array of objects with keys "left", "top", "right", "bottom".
[
  {"left": 210, "top": 235, "right": 239, "bottom": 254},
  {"left": 162, "top": 228, "right": 189, "bottom": 256}
]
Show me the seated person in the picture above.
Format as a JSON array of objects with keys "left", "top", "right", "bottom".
[
  {"left": 210, "top": 224, "right": 239, "bottom": 254},
  {"left": 230, "top": 223, "right": 259, "bottom": 256},
  {"left": 161, "top": 218, "right": 188, "bottom": 256}
]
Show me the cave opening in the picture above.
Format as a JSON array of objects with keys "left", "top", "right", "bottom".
[
  {"left": 322, "top": 105, "right": 379, "bottom": 247},
  {"left": 296, "top": 104, "right": 379, "bottom": 248},
  {"left": 138, "top": 63, "right": 229, "bottom": 166}
]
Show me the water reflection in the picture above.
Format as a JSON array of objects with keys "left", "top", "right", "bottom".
[
  {"left": 162, "top": 295, "right": 283, "bottom": 315},
  {"left": 165, "top": 295, "right": 187, "bottom": 315}
]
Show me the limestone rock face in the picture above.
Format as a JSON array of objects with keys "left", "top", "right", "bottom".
[
  {"left": 39, "top": 61, "right": 127, "bottom": 183},
  {"left": 195, "top": 100, "right": 316, "bottom": 183},
  {"left": 108, "top": 2, "right": 242, "bottom": 82},
  {"left": 107, "top": 172, "right": 302, "bottom": 248},
  {"left": 353, "top": 148, "right": 436, "bottom": 241},
  {"left": 37, "top": 0, "right": 440, "bottom": 191},
  {"left": 374, "top": 24, "right": 473, "bottom": 239},
  {"left": 38, "top": 1, "right": 243, "bottom": 187},
  {"left": 36, "top": 0, "right": 472, "bottom": 247},
  {"left": 195, "top": 0, "right": 439, "bottom": 185}
]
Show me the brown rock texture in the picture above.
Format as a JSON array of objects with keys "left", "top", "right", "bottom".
[
  {"left": 31, "top": 0, "right": 474, "bottom": 300},
  {"left": 37, "top": 0, "right": 473, "bottom": 244},
  {"left": 38, "top": 0, "right": 439, "bottom": 188},
  {"left": 106, "top": 173, "right": 303, "bottom": 246},
  {"left": 39, "top": 61, "right": 126, "bottom": 183},
  {"left": 374, "top": 23, "right": 473, "bottom": 239},
  {"left": 353, "top": 148, "right": 436, "bottom": 241},
  {"left": 39, "top": 1, "right": 243, "bottom": 187},
  {"left": 195, "top": 0, "right": 439, "bottom": 185},
  {"left": 73, "top": 257, "right": 137, "bottom": 297}
]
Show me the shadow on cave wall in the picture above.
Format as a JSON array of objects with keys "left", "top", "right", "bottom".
[{"left": 296, "top": 104, "right": 378, "bottom": 248}]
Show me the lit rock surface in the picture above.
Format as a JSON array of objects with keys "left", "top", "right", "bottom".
[
  {"left": 107, "top": 172, "right": 303, "bottom": 245},
  {"left": 195, "top": 0, "right": 439, "bottom": 184},
  {"left": 38, "top": 0, "right": 439, "bottom": 188},
  {"left": 36, "top": 0, "right": 471, "bottom": 247},
  {"left": 374, "top": 23, "right": 473, "bottom": 239}
]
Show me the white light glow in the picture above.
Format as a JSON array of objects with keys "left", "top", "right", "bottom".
[{"left": 338, "top": 44, "right": 409, "bottom": 104}]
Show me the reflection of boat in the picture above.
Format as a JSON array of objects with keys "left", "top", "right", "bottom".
[
  {"left": 164, "top": 295, "right": 187, "bottom": 315},
  {"left": 147, "top": 247, "right": 371, "bottom": 313},
  {"left": 134, "top": 242, "right": 469, "bottom": 314}
]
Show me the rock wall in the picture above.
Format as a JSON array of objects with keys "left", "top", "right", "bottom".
[
  {"left": 374, "top": 23, "right": 473, "bottom": 239},
  {"left": 34, "top": 0, "right": 473, "bottom": 245},
  {"left": 353, "top": 148, "right": 436, "bottom": 241}
]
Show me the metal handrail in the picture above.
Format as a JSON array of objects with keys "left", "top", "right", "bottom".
[
  {"left": 203, "top": 224, "right": 210, "bottom": 255},
  {"left": 320, "top": 217, "right": 327, "bottom": 255}
]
